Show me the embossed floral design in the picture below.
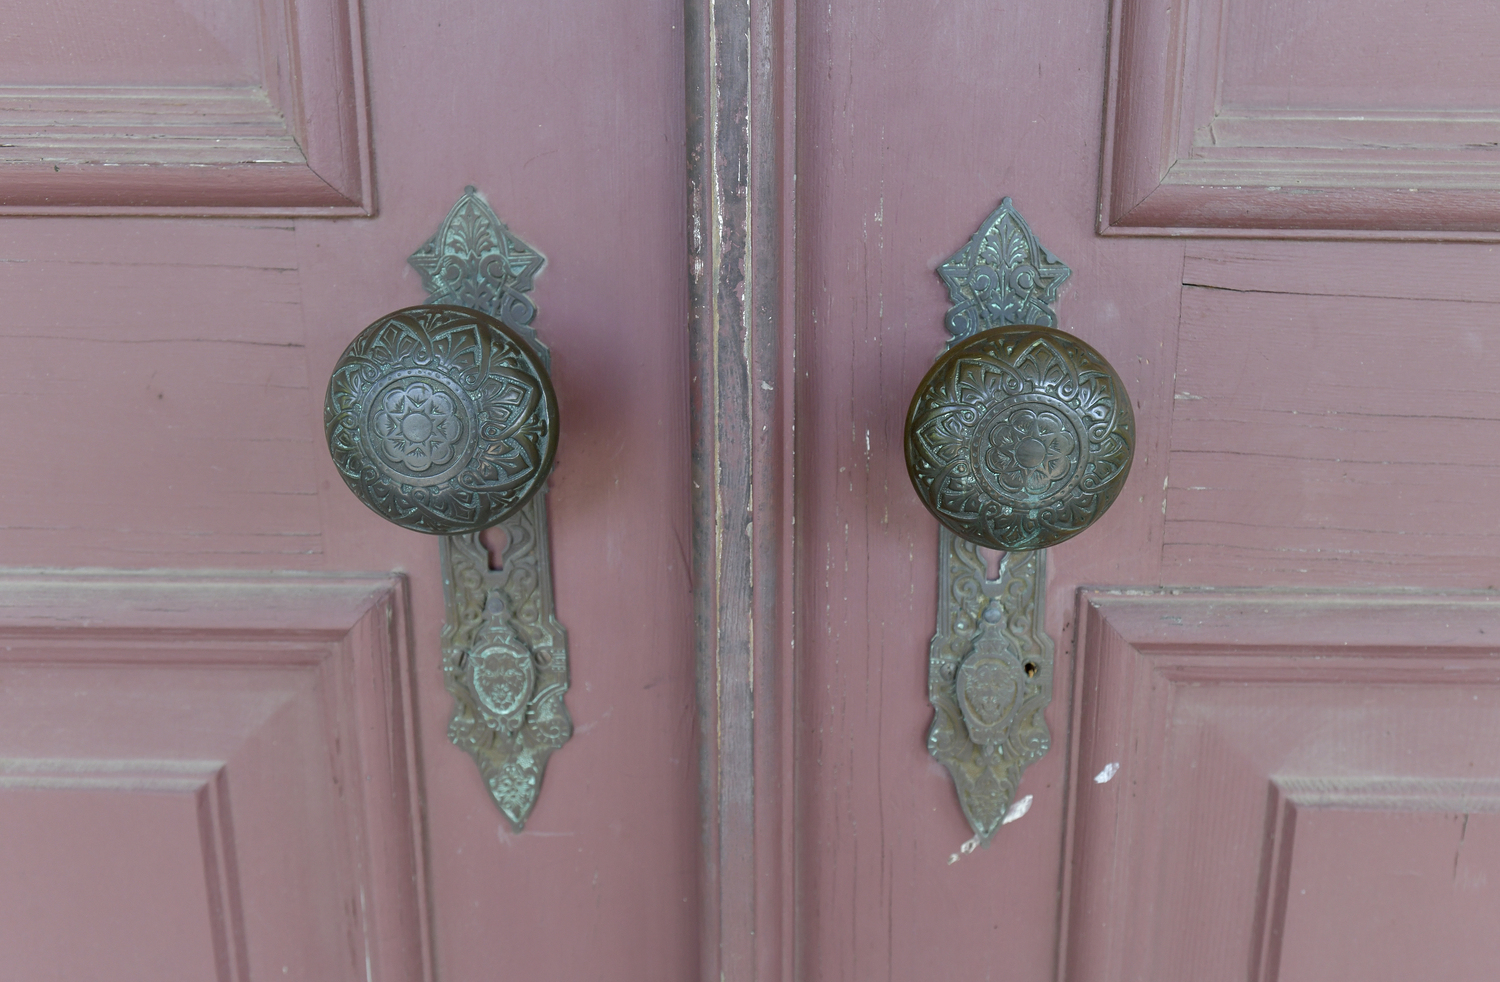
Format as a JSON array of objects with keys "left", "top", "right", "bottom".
[
  {"left": 983, "top": 407, "right": 1077, "bottom": 498},
  {"left": 408, "top": 187, "right": 549, "bottom": 357},
  {"left": 937, "top": 198, "right": 1072, "bottom": 340},
  {"left": 374, "top": 382, "right": 463, "bottom": 473},
  {"left": 926, "top": 541, "right": 1052, "bottom": 844},
  {"left": 905, "top": 326, "right": 1133, "bottom": 551}
]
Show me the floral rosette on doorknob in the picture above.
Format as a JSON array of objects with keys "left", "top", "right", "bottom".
[
  {"left": 325, "top": 303, "right": 558, "bottom": 534},
  {"left": 905, "top": 324, "right": 1133, "bottom": 551},
  {"left": 904, "top": 198, "right": 1134, "bottom": 844}
]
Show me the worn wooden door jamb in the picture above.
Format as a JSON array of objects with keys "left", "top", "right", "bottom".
[{"left": 686, "top": 0, "right": 799, "bottom": 979}]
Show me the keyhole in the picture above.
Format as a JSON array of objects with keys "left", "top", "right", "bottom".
[
  {"left": 978, "top": 547, "right": 1007, "bottom": 582},
  {"left": 1023, "top": 662, "right": 1038, "bottom": 677},
  {"left": 479, "top": 526, "right": 509, "bottom": 571}
]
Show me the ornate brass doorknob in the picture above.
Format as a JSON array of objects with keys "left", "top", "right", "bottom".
[
  {"left": 324, "top": 303, "right": 559, "bottom": 534},
  {"left": 904, "top": 323, "right": 1134, "bottom": 551}
]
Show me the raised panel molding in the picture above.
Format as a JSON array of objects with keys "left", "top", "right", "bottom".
[
  {"left": 1102, "top": 0, "right": 1500, "bottom": 237},
  {"left": 0, "top": 570, "right": 428, "bottom": 982},
  {"left": 1061, "top": 591, "right": 1500, "bottom": 982},
  {"left": 0, "top": 0, "right": 371, "bottom": 215}
]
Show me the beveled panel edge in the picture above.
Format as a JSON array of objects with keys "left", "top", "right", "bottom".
[
  {"left": 197, "top": 768, "right": 252, "bottom": 982},
  {"left": 1252, "top": 775, "right": 1500, "bottom": 982},
  {"left": 0, "top": 568, "right": 403, "bottom": 636},
  {"left": 1055, "top": 586, "right": 1500, "bottom": 982},
  {"left": 1075, "top": 587, "right": 1500, "bottom": 652},
  {"left": 1099, "top": 0, "right": 1500, "bottom": 239},
  {"left": 0, "top": 0, "right": 372, "bottom": 216},
  {"left": 1275, "top": 775, "right": 1500, "bottom": 812},
  {"left": 0, "top": 567, "right": 432, "bottom": 982}
]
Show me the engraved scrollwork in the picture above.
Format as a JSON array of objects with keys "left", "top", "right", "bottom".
[
  {"left": 408, "top": 186, "right": 549, "bottom": 355},
  {"left": 318, "top": 187, "right": 574, "bottom": 828},
  {"left": 325, "top": 304, "right": 558, "bottom": 535},
  {"left": 441, "top": 495, "right": 570, "bottom": 830},
  {"left": 402, "top": 189, "right": 573, "bottom": 828},
  {"left": 927, "top": 536, "right": 1051, "bottom": 845},
  {"left": 408, "top": 186, "right": 550, "bottom": 363},
  {"left": 936, "top": 197, "right": 1071, "bottom": 342},
  {"left": 917, "top": 200, "right": 1129, "bottom": 843},
  {"left": 906, "top": 326, "right": 1134, "bottom": 552}
]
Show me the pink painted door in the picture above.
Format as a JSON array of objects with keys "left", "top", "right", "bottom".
[
  {"left": 5, "top": 0, "right": 1500, "bottom": 980},
  {"left": 793, "top": 0, "right": 1500, "bottom": 980},
  {"left": 0, "top": 1, "right": 696, "bottom": 980}
]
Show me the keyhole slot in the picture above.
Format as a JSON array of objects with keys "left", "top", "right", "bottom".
[
  {"left": 479, "top": 526, "right": 510, "bottom": 572},
  {"left": 978, "top": 546, "right": 1008, "bottom": 583}
]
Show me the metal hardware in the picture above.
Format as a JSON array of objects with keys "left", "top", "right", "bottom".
[
  {"left": 909, "top": 199, "right": 1134, "bottom": 843},
  {"left": 441, "top": 502, "right": 568, "bottom": 830},
  {"left": 928, "top": 541, "right": 1051, "bottom": 843},
  {"left": 936, "top": 196, "right": 1071, "bottom": 340},
  {"left": 324, "top": 188, "right": 570, "bottom": 829},
  {"left": 905, "top": 325, "right": 1134, "bottom": 551},
  {"left": 325, "top": 304, "right": 558, "bottom": 534},
  {"left": 409, "top": 187, "right": 549, "bottom": 361}
]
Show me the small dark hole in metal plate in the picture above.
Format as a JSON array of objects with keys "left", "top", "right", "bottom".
[{"left": 1023, "top": 662, "right": 1038, "bottom": 677}]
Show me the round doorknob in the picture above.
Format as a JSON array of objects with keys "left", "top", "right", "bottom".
[
  {"left": 324, "top": 304, "right": 559, "bottom": 534},
  {"left": 905, "top": 325, "right": 1134, "bottom": 551}
]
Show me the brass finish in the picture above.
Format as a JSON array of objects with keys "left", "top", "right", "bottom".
[
  {"left": 322, "top": 188, "right": 572, "bottom": 829},
  {"left": 325, "top": 303, "right": 558, "bottom": 535},
  {"left": 928, "top": 541, "right": 1050, "bottom": 845},
  {"left": 912, "top": 198, "right": 1135, "bottom": 843},
  {"left": 905, "top": 324, "right": 1134, "bottom": 552}
]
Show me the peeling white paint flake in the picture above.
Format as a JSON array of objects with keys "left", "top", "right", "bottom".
[
  {"left": 1001, "top": 794, "right": 1033, "bottom": 825},
  {"left": 1094, "top": 762, "right": 1120, "bottom": 784},
  {"left": 947, "top": 833, "right": 983, "bottom": 865}
]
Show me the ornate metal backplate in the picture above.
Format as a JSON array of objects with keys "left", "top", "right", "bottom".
[
  {"left": 409, "top": 189, "right": 570, "bottom": 829},
  {"left": 441, "top": 501, "right": 569, "bottom": 830},
  {"left": 325, "top": 304, "right": 558, "bottom": 535},
  {"left": 915, "top": 199, "right": 1132, "bottom": 843},
  {"left": 937, "top": 197, "right": 1071, "bottom": 341},
  {"left": 409, "top": 186, "right": 549, "bottom": 360},
  {"left": 905, "top": 325, "right": 1135, "bottom": 551},
  {"left": 323, "top": 187, "right": 570, "bottom": 829},
  {"left": 928, "top": 542, "right": 1051, "bottom": 844}
]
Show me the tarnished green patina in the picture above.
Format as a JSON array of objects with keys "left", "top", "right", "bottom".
[
  {"left": 324, "top": 187, "right": 571, "bottom": 830},
  {"left": 911, "top": 200, "right": 1133, "bottom": 843}
]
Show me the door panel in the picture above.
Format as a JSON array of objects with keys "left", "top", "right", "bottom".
[
  {"left": 1067, "top": 594, "right": 1500, "bottom": 982},
  {"left": 0, "top": 573, "right": 423, "bottom": 982},
  {"left": 1, "top": 1, "right": 697, "bottom": 979},
  {"left": 794, "top": 0, "right": 1175, "bottom": 977},
  {"left": 9, "top": 0, "right": 1500, "bottom": 977},
  {"left": 794, "top": 0, "right": 1500, "bottom": 979},
  {"left": 1103, "top": 0, "right": 1500, "bottom": 233}
]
